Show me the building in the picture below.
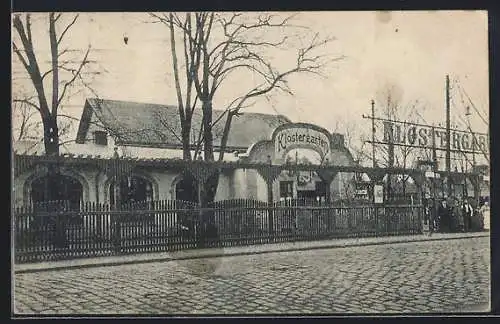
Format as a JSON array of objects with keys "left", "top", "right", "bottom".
[{"left": 13, "top": 98, "right": 357, "bottom": 207}]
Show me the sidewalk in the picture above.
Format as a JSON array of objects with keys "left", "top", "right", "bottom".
[{"left": 14, "top": 232, "right": 489, "bottom": 274}]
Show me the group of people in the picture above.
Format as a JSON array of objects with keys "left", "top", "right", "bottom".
[{"left": 425, "top": 197, "right": 490, "bottom": 233}]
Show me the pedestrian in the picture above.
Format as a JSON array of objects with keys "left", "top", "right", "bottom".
[
  {"left": 480, "top": 200, "right": 490, "bottom": 231},
  {"left": 437, "top": 199, "right": 451, "bottom": 233},
  {"left": 431, "top": 199, "right": 439, "bottom": 233},
  {"left": 454, "top": 198, "right": 465, "bottom": 232},
  {"left": 449, "top": 197, "right": 461, "bottom": 233},
  {"left": 462, "top": 199, "right": 474, "bottom": 232}
]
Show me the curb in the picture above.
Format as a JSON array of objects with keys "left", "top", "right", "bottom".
[{"left": 14, "top": 232, "right": 489, "bottom": 274}]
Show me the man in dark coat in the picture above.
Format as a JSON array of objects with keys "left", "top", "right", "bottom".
[
  {"left": 462, "top": 198, "right": 474, "bottom": 232},
  {"left": 437, "top": 199, "right": 451, "bottom": 233},
  {"left": 453, "top": 198, "right": 465, "bottom": 232}
]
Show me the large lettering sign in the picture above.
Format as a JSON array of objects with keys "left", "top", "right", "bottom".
[
  {"left": 382, "top": 121, "right": 488, "bottom": 154},
  {"left": 273, "top": 124, "right": 331, "bottom": 159}
]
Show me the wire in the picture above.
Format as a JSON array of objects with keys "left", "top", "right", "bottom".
[{"left": 455, "top": 79, "right": 488, "bottom": 126}]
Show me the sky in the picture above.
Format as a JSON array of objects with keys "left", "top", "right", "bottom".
[{"left": 11, "top": 11, "right": 489, "bottom": 150}]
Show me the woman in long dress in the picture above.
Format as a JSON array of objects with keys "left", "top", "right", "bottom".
[{"left": 480, "top": 201, "right": 490, "bottom": 231}]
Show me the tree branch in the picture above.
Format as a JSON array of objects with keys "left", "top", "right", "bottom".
[
  {"left": 12, "top": 42, "right": 31, "bottom": 72},
  {"left": 13, "top": 13, "right": 50, "bottom": 117},
  {"left": 13, "top": 98, "right": 41, "bottom": 111},
  {"left": 57, "top": 14, "right": 79, "bottom": 45},
  {"left": 56, "top": 45, "right": 91, "bottom": 110}
]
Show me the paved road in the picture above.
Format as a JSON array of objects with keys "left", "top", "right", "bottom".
[{"left": 13, "top": 237, "right": 490, "bottom": 315}]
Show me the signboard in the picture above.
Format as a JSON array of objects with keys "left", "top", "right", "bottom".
[
  {"left": 274, "top": 124, "right": 331, "bottom": 159},
  {"left": 373, "top": 184, "right": 384, "bottom": 204},
  {"left": 380, "top": 120, "right": 488, "bottom": 154},
  {"left": 425, "top": 171, "right": 440, "bottom": 179}
]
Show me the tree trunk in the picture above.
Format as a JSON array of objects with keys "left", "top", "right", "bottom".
[
  {"left": 200, "top": 172, "right": 219, "bottom": 208},
  {"left": 202, "top": 99, "right": 214, "bottom": 161},
  {"left": 218, "top": 112, "right": 235, "bottom": 162},
  {"left": 200, "top": 172, "right": 220, "bottom": 241},
  {"left": 41, "top": 114, "right": 60, "bottom": 202},
  {"left": 181, "top": 122, "right": 192, "bottom": 160},
  {"left": 43, "top": 114, "right": 60, "bottom": 156}
]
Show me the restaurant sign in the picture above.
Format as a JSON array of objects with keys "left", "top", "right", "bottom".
[
  {"left": 273, "top": 123, "right": 331, "bottom": 159},
  {"left": 381, "top": 121, "right": 488, "bottom": 154}
]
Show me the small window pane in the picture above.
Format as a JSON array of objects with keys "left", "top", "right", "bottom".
[{"left": 94, "top": 131, "right": 108, "bottom": 145}]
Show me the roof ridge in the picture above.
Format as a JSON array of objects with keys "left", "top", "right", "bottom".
[
  {"left": 88, "top": 97, "right": 177, "bottom": 109},
  {"left": 87, "top": 98, "right": 285, "bottom": 117}
]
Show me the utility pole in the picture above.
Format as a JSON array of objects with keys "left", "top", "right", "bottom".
[
  {"left": 431, "top": 124, "right": 437, "bottom": 170},
  {"left": 445, "top": 75, "right": 451, "bottom": 198},
  {"left": 371, "top": 99, "right": 376, "bottom": 168}
]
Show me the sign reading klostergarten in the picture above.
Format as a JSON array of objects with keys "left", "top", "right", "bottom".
[
  {"left": 273, "top": 124, "right": 331, "bottom": 159},
  {"left": 380, "top": 120, "right": 488, "bottom": 154}
]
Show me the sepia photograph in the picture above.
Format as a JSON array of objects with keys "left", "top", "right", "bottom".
[{"left": 11, "top": 10, "right": 490, "bottom": 315}]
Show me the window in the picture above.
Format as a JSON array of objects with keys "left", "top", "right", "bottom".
[
  {"left": 94, "top": 131, "right": 108, "bottom": 146},
  {"left": 280, "top": 181, "right": 294, "bottom": 199}
]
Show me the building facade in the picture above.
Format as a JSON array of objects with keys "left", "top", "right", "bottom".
[{"left": 13, "top": 98, "right": 357, "bottom": 207}]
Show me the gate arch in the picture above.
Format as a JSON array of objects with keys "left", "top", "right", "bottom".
[
  {"left": 104, "top": 172, "right": 159, "bottom": 205},
  {"left": 23, "top": 169, "right": 89, "bottom": 208}
]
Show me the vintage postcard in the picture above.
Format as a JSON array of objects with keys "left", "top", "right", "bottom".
[{"left": 12, "top": 11, "right": 490, "bottom": 315}]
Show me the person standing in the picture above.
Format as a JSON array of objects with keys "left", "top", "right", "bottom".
[
  {"left": 438, "top": 199, "right": 451, "bottom": 233},
  {"left": 450, "top": 197, "right": 462, "bottom": 233},
  {"left": 454, "top": 198, "right": 465, "bottom": 232},
  {"left": 462, "top": 199, "right": 474, "bottom": 232},
  {"left": 480, "top": 201, "right": 490, "bottom": 231}
]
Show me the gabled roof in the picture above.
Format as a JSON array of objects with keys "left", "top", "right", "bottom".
[{"left": 76, "top": 98, "right": 291, "bottom": 150}]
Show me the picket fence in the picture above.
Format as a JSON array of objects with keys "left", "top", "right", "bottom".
[{"left": 13, "top": 198, "right": 423, "bottom": 263}]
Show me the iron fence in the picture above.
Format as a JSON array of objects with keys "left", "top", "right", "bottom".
[{"left": 13, "top": 199, "right": 423, "bottom": 263}]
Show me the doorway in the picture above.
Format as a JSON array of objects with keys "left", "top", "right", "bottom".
[{"left": 175, "top": 176, "right": 199, "bottom": 203}]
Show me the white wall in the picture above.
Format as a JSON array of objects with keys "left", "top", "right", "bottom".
[{"left": 231, "top": 169, "right": 248, "bottom": 199}]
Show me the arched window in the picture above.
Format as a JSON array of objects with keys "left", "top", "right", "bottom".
[
  {"left": 31, "top": 174, "right": 83, "bottom": 211},
  {"left": 109, "top": 175, "right": 154, "bottom": 207}
]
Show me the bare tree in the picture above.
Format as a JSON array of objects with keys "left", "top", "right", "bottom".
[
  {"left": 12, "top": 13, "right": 91, "bottom": 157},
  {"left": 333, "top": 119, "right": 371, "bottom": 166},
  {"left": 13, "top": 13, "right": 94, "bottom": 203},
  {"left": 373, "top": 84, "right": 429, "bottom": 200},
  {"left": 151, "top": 12, "right": 341, "bottom": 205}
]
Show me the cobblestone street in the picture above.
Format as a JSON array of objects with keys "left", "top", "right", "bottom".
[{"left": 13, "top": 236, "right": 490, "bottom": 315}]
